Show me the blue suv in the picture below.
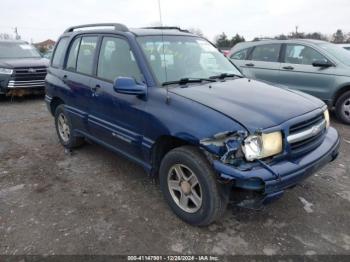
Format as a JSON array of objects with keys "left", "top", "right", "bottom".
[{"left": 45, "top": 24, "right": 340, "bottom": 225}]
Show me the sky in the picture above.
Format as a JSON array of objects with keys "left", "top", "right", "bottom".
[{"left": 0, "top": 0, "right": 349, "bottom": 43}]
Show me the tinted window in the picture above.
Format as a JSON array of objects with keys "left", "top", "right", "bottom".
[
  {"left": 97, "top": 37, "right": 142, "bottom": 82},
  {"left": 251, "top": 44, "right": 280, "bottom": 62},
  {"left": 285, "top": 44, "right": 328, "bottom": 65},
  {"left": 66, "top": 37, "right": 81, "bottom": 71},
  {"left": 231, "top": 49, "right": 248, "bottom": 60},
  {"left": 52, "top": 37, "right": 69, "bottom": 67},
  {"left": 76, "top": 36, "right": 98, "bottom": 75}
]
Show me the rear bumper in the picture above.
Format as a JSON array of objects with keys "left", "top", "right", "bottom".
[{"left": 213, "top": 127, "right": 340, "bottom": 203}]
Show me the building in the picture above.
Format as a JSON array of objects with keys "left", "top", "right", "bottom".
[{"left": 34, "top": 39, "right": 56, "bottom": 51}]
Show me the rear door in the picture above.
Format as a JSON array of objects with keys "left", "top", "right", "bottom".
[
  {"left": 61, "top": 35, "right": 99, "bottom": 132},
  {"left": 278, "top": 44, "right": 335, "bottom": 100},
  {"left": 244, "top": 44, "right": 282, "bottom": 84},
  {"left": 229, "top": 47, "right": 251, "bottom": 76}
]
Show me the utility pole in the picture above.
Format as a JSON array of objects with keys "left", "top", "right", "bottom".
[{"left": 14, "top": 27, "right": 21, "bottom": 40}]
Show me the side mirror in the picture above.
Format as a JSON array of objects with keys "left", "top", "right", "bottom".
[
  {"left": 312, "top": 60, "right": 333, "bottom": 67},
  {"left": 113, "top": 77, "right": 146, "bottom": 96}
]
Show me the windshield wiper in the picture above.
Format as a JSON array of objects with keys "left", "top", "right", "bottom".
[
  {"left": 162, "top": 77, "right": 216, "bottom": 86},
  {"left": 209, "top": 73, "right": 242, "bottom": 80}
]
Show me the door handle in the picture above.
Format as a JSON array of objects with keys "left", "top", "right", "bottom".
[
  {"left": 283, "top": 66, "right": 294, "bottom": 70},
  {"left": 91, "top": 84, "right": 101, "bottom": 93},
  {"left": 245, "top": 63, "right": 255, "bottom": 67},
  {"left": 62, "top": 74, "right": 68, "bottom": 83}
]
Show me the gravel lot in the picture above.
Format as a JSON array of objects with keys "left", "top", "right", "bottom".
[{"left": 0, "top": 96, "right": 349, "bottom": 255}]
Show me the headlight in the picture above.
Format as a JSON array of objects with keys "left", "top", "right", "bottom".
[
  {"left": 242, "top": 131, "right": 283, "bottom": 161},
  {"left": 324, "top": 109, "right": 330, "bottom": 128},
  {"left": 0, "top": 68, "right": 13, "bottom": 75}
]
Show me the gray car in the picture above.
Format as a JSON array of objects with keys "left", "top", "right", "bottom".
[{"left": 229, "top": 39, "right": 350, "bottom": 124}]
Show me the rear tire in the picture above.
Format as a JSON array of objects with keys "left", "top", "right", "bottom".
[
  {"left": 335, "top": 91, "right": 350, "bottom": 125},
  {"left": 54, "top": 104, "right": 84, "bottom": 148},
  {"left": 159, "top": 146, "right": 227, "bottom": 226}
]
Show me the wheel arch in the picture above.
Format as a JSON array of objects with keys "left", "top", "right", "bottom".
[
  {"left": 50, "top": 97, "right": 65, "bottom": 115},
  {"left": 150, "top": 135, "right": 196, "bottom": 177},
  {"left": 333, "top": 85, "right": 350, "bottom": 106}
]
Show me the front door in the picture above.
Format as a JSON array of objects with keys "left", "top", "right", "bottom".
[
  {"left": 88, "top": 36, "right": 147, "bottom": 162},
  {"left": 278, "top": 44, "right": 336, "bottom": 100}
]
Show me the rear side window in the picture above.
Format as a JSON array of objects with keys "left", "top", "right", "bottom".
[
  {"left": 231, "top": 49, "right": 249, "bottom": 60},
  {"left": 66, "top": 37, "right": 81, "bottom": 71},
  {"left": 284, "top": 44, "right": 328, "bottom": 65},
  {"left": 76, "top": 36, "right": 98, "bottom": 75},
  {"left": 251, "top": 44, "right": 281, "bottom": 62},
  {"left": 97, "top": 37, "right": 142, "bottom": 82},
  {"left": 52, "top": 37, "right": 69, "bottom": 67}
]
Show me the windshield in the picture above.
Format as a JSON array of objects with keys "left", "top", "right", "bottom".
[
  {"left": 0, "top": 42, "right": 41, "bottom": 59},
  {"left": 137, "top": 35, "right": 242, "bottom": 84},
  {"left": 319, "top": 43, "right": 350, "bottom": 66}
]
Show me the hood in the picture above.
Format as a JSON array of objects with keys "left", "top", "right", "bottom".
[
  {"left": 0, "top": 57, "right": 49, "bottom": 68},
  {"left": 170, "top": 78, "right": 324, "bottom": 131}
]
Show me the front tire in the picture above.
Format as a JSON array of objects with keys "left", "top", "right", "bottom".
[
  {"left": 159, "top": 146, "right": 227, "bottom": 226},
  {"left": 54, "top": 104, "right": 84, "bottom": 148},
  {"left": 335, "top": 91, "right": 350, "bottom": 125}
]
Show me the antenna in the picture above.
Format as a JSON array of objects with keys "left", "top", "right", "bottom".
[{"left": 158, "top": 0, "right": 170, "bottom": 104}]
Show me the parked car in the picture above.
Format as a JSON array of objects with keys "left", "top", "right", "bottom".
[
  {"left": 45, "top": 24, "right": 340, "bottom": 225},
  {"left": 338, "top": 44, "right": 350, "bottom": 51},
  {"left": 0, "top": 40, "right": 49, "bottom": 97},
  {"left": 229, "top": 39, "right": 350, "bottom": 124}
]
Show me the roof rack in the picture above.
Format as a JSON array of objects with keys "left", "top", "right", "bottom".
[
  {"left": 64, "top": 23, "right": 129, "bottom": 33},
  {"left": 142, "top": 26, "right": 189, "bottom": 33}
]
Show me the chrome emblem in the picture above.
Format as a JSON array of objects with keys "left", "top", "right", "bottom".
[
  {"left": 28, "top": 68, "right": 36, "bottom": 73},
  {"left": 311, "top": 125, "right": 321, "bottom": 136}
]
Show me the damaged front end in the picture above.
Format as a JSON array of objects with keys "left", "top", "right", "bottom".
[{"left": 199, "top": 130, "right": 280, "bottom": 209}]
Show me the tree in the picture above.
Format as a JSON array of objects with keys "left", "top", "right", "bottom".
[
  {"left": 332, "top": 29, "right": 345, "bottom": 43},
  {"left": 187, "top": 28, "right": 204, "bottom": 37},
  {"left": 0, "top": 33, "right": 11, "bottom": 40},
  {"left": 230, "top": 34, "right": 245, "bottom": 47},
  {"left": 214, "top": 32, "right": 231, "bottom": 48},
  {"left": 274, "top": 34, "right": 288, "bottom": 40}
]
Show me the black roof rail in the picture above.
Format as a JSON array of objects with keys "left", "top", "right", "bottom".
[
  {"left": 64, "top": 23, "right": 129, "bottom": 33},
  {"left": 142, "top": 26, "right": 189, "bottom": 33}
]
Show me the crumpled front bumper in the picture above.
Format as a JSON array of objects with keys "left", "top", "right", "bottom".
[{"left": 213, "top": 127, "right": 340, "bottom": 204}]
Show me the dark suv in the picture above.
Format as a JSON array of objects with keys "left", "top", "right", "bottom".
[
  {"left": 45, "top": 24, "right": 340, "bottom": 225},
  {"left": 0, "top": 40, "right": 48, "bottom": 97}
]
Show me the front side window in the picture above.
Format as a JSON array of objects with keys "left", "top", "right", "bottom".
[
  {"left": 76, "top": 36, "right": 98, "bottom": 75},
  {"left": 0, "top": 42, "right": 41, "bottom": 59},
  {"left": 251, "top": 44, "right": 281, "bottom": 62},
  {"left": 137, "top": 35, "right": 241, "bottom": 84},
  {"left": 318, "top": 43, "right": 350, "bottom": 66},
  {"left": 66, "top": 37, "right": 81, "bottom": 71},
  {"left": 231, "top": 49, "right": 249, "bottom": 60},
  {"left": 52, "top": 38, "right": 69, "bottom": 67},
  {"left": 97, "top": 37, "right": 142, "bottom": 82},
  {"left": 285, "top": 44, "right": 328, "bottom": 65}
]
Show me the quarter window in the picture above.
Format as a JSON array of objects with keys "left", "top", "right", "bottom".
[
  {"left": 231, "top": 49, "right": 248, "bottom": 60},
  {"left": 66, "top": 37, "right": 81, "bottom": 71},
  {"left": 251, "top": 44, "right": 281, "bottom": 62},
  {"left": 284, "top": 44, "right": 328, "bottom": 65},
  {"left": 76, "top": 36, "right": 98, "bottom": 75},
  {"left": 52, "top": 37, "right": 69, "bottom": 67},
  {"left": 97, "top": 37, "right": 142, "bottom": 82}
]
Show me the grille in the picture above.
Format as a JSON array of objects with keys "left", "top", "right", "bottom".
[
  {"left": 288, "top": 113, "right": 326, "bottom": 156},
  {"left": 8, "top": 80, "right": 45, "bottom": 89},
  {"left": 8, "top": 67, "right": 47, "bottom": 89}
]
